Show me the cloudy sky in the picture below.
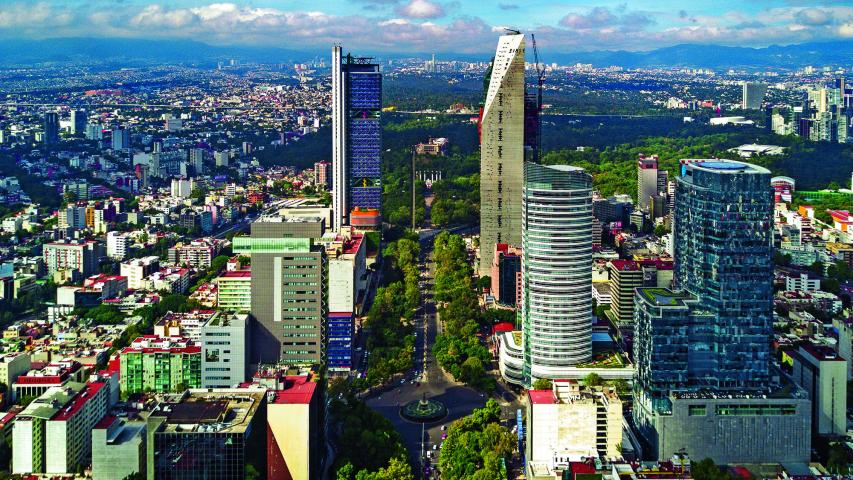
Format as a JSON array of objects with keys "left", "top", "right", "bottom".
[{"left": 1, "top": 0, "right": 852, "bottom": 53}]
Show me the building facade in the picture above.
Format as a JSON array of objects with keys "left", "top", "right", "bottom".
[
  {"left": 633, "top": 159, "right": 810, "bottom": 463},
  {"left": 200, "top": 313, "right": 249, "bottom": 388},
  {"left": 490, "top": 243, "right": 521, "bottom": 307},
  {"left": 216, "top": 270, "right": 252, "bottom": 312},
  {"left": 791, "top": 343, "right": 847, "bottom": 436},
  {"left": 236, "top": 217, "right": 326, "bottom": 366},
  {"left": 332, "top": 46, "right": 382, "bottom": 232},
  {"left": 526, "top": 380, "right": 622, "bottom": 477},
  {"left": 521, "top": 163, "right": 593, "bottom": 384},
  {"left": 119, "top": 336, "right": 201, "bottom": 394},
  {"left": 479, "top": 33, "right": 526, "bottom": 276}
]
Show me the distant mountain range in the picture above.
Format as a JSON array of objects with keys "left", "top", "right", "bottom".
[{"left": 3, "top": 36, "right": 853, "bottom": 69}]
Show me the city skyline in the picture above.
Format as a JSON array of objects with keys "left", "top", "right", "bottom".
[{"left": 2, "top": 1, "right": 853, "bottom": 54}]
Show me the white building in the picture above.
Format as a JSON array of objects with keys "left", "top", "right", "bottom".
[
  {"left": 201, "top": 313, "right": 248, "bottom": 388},
  {"left": 792, "top": 343, "right": 847, "bottom": 436},
  {"left": 521, "top": 163, "right": 593, "bottom": 382},
  {"left": 785, "top": 273, "right": 820, "bottom": 292},
  {"left": 526, "top": 380, "right": 622, "bottom": 478},
  {"left": 171, "top": 177, "right": 193, "bottom": 198},
  {"left": 325, "top": 228, "right": 367, "bottom": 315},
  {"left": 106, "top": 231, "right": 129, "bottom": 260},
  {"left": 479, "top": 33, "right": 526, "bottom": 276},
  {"left": 13, "top": 379, "right": 114, "bottom": 475},
  {"left": 120, "top": 256, "right": 160, "bottom": 290}
]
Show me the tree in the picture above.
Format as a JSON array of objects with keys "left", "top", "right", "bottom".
[
  {"left": 337, "top": 463, "right": 356, "bottom": 480},
  {"left": 476, "top": 276, "right": 491, "bottom": 291},
  {"left": 826, "top": 443, "right": 852, "bottom": 475},
  {"left": 583, "top": 372, "right": 603, "bottom": 387},
  {"left": 531, "top": 378, "right": 553, "bottom": 390},
  {"left": 692, "top": 458, "right": 732, "bottom": 480},
  {"left": 244, "top": 463, "right": 261, "bottom": 480},
  {"left": 654, "top": 223, "right": 670, "bottom": 237}
]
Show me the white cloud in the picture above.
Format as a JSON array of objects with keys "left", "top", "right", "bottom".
[{"left": 395, "top": 0, "right": 445, "bottom": 19}]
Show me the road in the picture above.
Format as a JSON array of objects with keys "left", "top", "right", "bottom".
[{"left": 364, "top": 229, "right": 488, "bottom": 478}]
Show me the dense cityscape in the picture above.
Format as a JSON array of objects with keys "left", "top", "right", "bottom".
[{"left": 4, "top": 1, "right": 853, "bottom": 480}]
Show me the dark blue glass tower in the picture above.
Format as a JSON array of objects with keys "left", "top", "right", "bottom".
[
  {"left": 332, "top": 47, "right": 382, "bottom": 231},
  {"left": 673, "top": 159, "right": 774, "bottom": 389}
]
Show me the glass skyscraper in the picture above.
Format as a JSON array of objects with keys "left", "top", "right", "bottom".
[
  {"left": 672, "top": 159, "right": 774, "bottom": 389},
  {"left": 332, "top": 46, "right": 382, "bottom": 232},
  {"left": 631, "top": 160, "right": 810, "bottom": 464},
  {"left": 521, "top": 162, "right": 593, "bottom": 385}
]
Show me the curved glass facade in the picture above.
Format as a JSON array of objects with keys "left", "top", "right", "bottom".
[{"left": 521, "top": 163, "right": 593, "bottom": 385}]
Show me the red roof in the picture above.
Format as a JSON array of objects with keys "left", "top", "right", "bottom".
[
  {"left": 221, "top": 270, "right": 251, "bottom": 278},
  {"left": 343, "top": 234, "right": 364, "bottom": 255},
  {"left": 52, "top": 381, "right": 107, "bottom": 421},
  {"left": 271, "top": 376, "right": 317, "bottom": 405},
  {"left": 94, "top": 415, "right": 118, "bottom": 429},
  {"left": 528, "top": 390, "right": 555, "bottom": 404},
  {"left": 609, "top": 259, "right": 640, "bottom": 271},
  {"left": 492, "top": 322, "right": 515, "bottom": 334}
]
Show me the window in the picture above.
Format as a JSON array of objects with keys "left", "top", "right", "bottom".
[{"left": 688, "top": 405, "right": 706, "bottom": 416}]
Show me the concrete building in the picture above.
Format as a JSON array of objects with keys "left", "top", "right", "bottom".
[
  {"left": 91, "top": 416, "right": 147, "bottom": 480},
  {"left": 259, "top": 373, "right": 321, "bottom": 480},
  {"left": 235, "top": 216, "right": 326, "bottom": 366},
  {"left": 201, "top": 313, "right": 249, "bottom": 388},
  {"left": 43, "top": 240, "right": 102, "bottom": 278},
  {"left": 0, "top": 353, "right": 31, "bottom": 406},
  {"left": 12, "top": 379, "right": 113, "bottom": 475},
  {"left": 69, "top": 109, "right": 86, "bottom": 135},
  {"left": 490, "top": 243, "right": 521, "bottom": 307},
  {"left": 637, "top": 154, "right": 660, "bottom": 213},
  {"left": 479, "top": 33, "right": 526, "bottom": 276},
  {"left": 521, "top": 163, "right": 593, "bottom": 384},
  {"left": 106, "top": 231, "right": 130, "bottom": 260},
  {"left": 526, "top": 380, "right": 622, "bottom": 477},
  {"left": 606, "top": 260, "right": 643, "bottom": 326},
  {"left": 214, "top": 150, "right": 230, "bottom": 167},
  {"left": 120, "top": 256, "right": 160, "bottom": 290},
  {"left": 170, "top": 177, "right": 193, "bottom": 198},
  {"left": 314, "top": 160, "right": 331, "bottom": 189},
  {"left": 216, "top": 269, "right": 252, "bottom": 312},
  {"left": 119, "top": 336, "right": 201, "bottom": 394},
  {"left": 149, "top": 388, "right": 266, "bottom": 479},
  {"left": 792, "top": 343, "right": 847, "bottom": 436},
  {"left": 326, "top": 228, "right": 367, "bottom": 315},
  {"left": 785, "top": 272, "right": 821, "bottom": 292},
  {"left": 168, "top": 239, "right": 223, "bottom": 269},
  {"left": 331, "top": 45, "right": 383, "bottom": 232},
  {"left": 154, "top": 309, "right": 219, "bottom": 342},
  {"left": 833, "top": 317, "right": 853, "bottom": 380}
]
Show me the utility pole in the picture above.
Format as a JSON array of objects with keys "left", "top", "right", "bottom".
[{"left": 412, "top": 147, "right": 417, "bottom": 231}]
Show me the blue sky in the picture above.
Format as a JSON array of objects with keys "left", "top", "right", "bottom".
[{"left": 2, "top": 1, "right": 853, "bottom": 53}]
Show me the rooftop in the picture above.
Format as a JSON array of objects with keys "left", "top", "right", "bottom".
[
  {"left": 154, "top": 388, "right": 265, "bottom": 434},
  {"left": 269, "top": 375, "right": 318, "bottom": 405},
  {"left": 637, "top": 287, "right": 692, "bottom": 307}
]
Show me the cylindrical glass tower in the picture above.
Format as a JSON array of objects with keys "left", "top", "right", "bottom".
[{"left": 522, "top": 162, "right": 593, "bottom": 385}]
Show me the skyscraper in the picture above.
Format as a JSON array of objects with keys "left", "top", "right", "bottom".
[
  {"left": 741, "top": 81, "right": 768, "bottom": 110},
  {"left": 236, "top": 216, "right": 326, "bottom": 366},
  {"left": 633, "top": 159, "right": 811, "bottom": 463},
  {"left": 332, "top": 45, "right": 382, "bottom": 232},
  {"left": 111, "top": 127, "right": 129, "bottom": 151},
  {"left": 637, "top": 155, "right": 658, "bottom": 212},
  {"left": 521, "top": 163, "right": 593, "bottom": 385},
  {"left": 70, "top": 109, "right": 86, "bottom": 135},
  {"left": 479, "top": 33, "right": 526, "bottom": 276},
  {"left": 43, "top": 112, "right": 59, "bottom": 145}
]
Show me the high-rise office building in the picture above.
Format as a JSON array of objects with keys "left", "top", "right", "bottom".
[
  {"left": 314, "top": 160, "right": 331, "bottom": 189},
  {"left": 70, "top": 109, "right": 86, "bottom": 135},
  {"left": 742, "top": 82, "right": 768, "bottom": 110},
  {"left": 637, "top": 155, "right": 658, "bottom": 212},
  {"left": 633, "top": 159, "right": 811, "bottom": 463},
  {"left": 521, "top": 163, "right": 593, "bottom": 385},
  {"left": 479, "top": 33, "right": 526, "bottom": 276},
  {"left": 43, "top": 112, "right": 59, "bottom": 145},
  {"left": 332, "top": 45, "right": 382, "bottom": 232},
  {"left": 235, "top": 216, "right": 326, "bottom": 366},
  {"left": 189, "top": 148, "right": 204, "bottom": 175},
  {"left": 112, "top": 126, "right": 129, "bottom": 151}
]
